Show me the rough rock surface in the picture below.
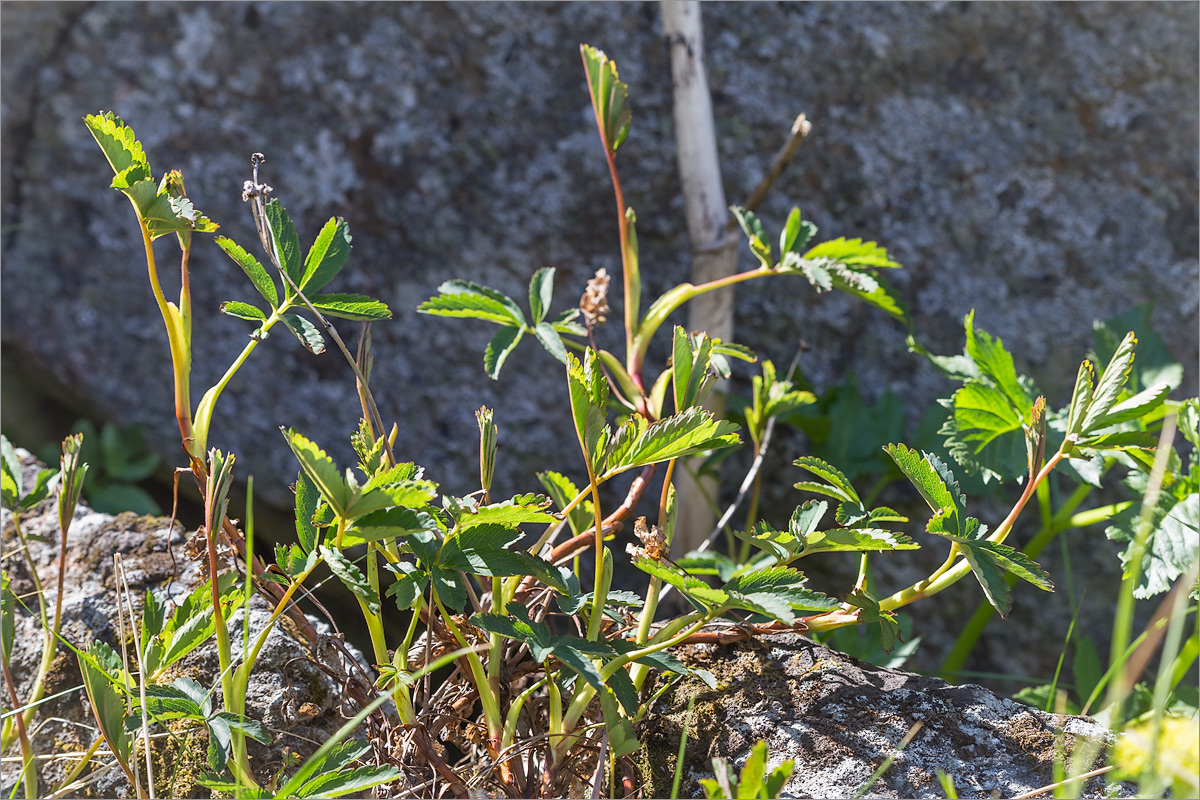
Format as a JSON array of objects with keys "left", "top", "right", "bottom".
[
  {"left": 1, "top": 1, "right": 1196, "bottom": 689},
  {"left": 640, "top": 633, "right": 1126, "bottom": 799},
  {"left": 1, "top": 452, "right": 364, "bottom": 798}
]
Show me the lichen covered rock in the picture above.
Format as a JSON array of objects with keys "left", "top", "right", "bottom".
[{"left": 640, "top": 633, "right": 1123, "bottom": 799}]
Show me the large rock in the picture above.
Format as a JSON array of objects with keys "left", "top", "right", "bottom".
[
  {"left": 640, "top": 633, "right": 1126, "bottom": 799},
  {"left": 2, "top": 2, "right": 1196, "bottom": 686}
]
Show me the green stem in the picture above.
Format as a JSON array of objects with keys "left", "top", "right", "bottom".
[
  {"left": 501, "top": 675, "right": 548, "bottom": 753},
  {"left": 2, "top": 655, "right": 37, "bottom": 799},
  {"left": 432, "top": 593, "right": 503, "bottom": 748},
  {"left": 631, "top": 267, "right": 771, "bottom": 377},
  {"left": 586, "top": 469, "right": 608, "bottom": 642},
  {"left": 192, "top": 309, "right": 286, "bottom": 455},
  {"left": 4, "top": 514, "right": 54, "bottom": 752},
  {"left": 631, "top": 460, "right": 676, "bottom": 691},
  {"left": 873, "top": 448, "right": 1065, "bottom": 615},
  {"left": 558, "top": 611, "right": 713, "bottom": 759},
  {"left": 1105, "top": 416, "right": 1177, "bottom": 729},
  {"left": 487, "top": 577, "right": 504, "bottom": 709},
  {"left": 138, "top": 220, "right": 195, "bottom": 458},
  {"left": 940, "top": 480, "right": 1099, "bottom": 677}
]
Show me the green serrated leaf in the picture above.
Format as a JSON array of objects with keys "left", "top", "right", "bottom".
[
  {"left": 1094, "top": 305, "right": 1184, "bottom": 393},
  {"left": 484, "top": 325, "right": 525, "bottom": 379},
  {"left": 321, "top": 545, "right": 380, "bottom": 615},
  {"left": 1092, "top": 381, "right": 1172, "bottom": 430},
  {"left": 963, "top": 311, "right": 1031, "bottom": 415},
  {"left": 537, "top": 471, "right": 591, "bottom": 536},
  {"left": 310, "top": 293, "right": 391, "bottom": 321},
  {"left": 885, "top": 443, "right": 963, "bottom": 532},
  {"left": 1065, "top": 359, "right": 1096, "bottom": 440},
  {"left": 735, "top": 522, "right": 803, "bottom": 563},
  {"left": 283, "top": 429, "right": 352, "bottom": 518},
  {"left": 139, "top": 682, "right": 208, "bottom": 721},
  {"left": 581, "top": 44, "right": 632, "bottom": 154},
  {"left": 791, "top": 499, "right": 829, "bottom": 540},
  {"left": 1075, "top": 431, "right": 1159, "bottom": 452},
  {"left": 282, "top": 313, "right": 326, "bottom": 354},
  {"left": 672, "top": 327, "right": 714, "bottom": 413},
  {"left": 533, "top": 320, "right": 567, "bottom": 363},
  {"left": 152, "top": 573, "right": 245, "bottom": 677},
  {"left": 1080, "top": 332, "right": 1137, "bottom": 434},
  {"left": 294, "top": 765, "right": 403, "bottom": 799},
  {"left": 551, "top": 307, "right": 587, "bottom": 337},
  {"left": 347, "top": 508, "right": 438, "bottom": 545},
  {"left": 85, "top": 112, "right": 147, "bottom": 178},
  {"left": 264, "top": 199, "right": 304, "bottom": 286},
  {"left": 802, "top": 527, "right": 918, "bottom": 555},
  {"left": 600, "top": 407, "right": 740, "bottom": 478},
  {"left": 528, "top": 266, "right": 555, "bottom": 325},
  {"left": 793, "top": 456, "right": 859, "bottom": 504},
  {"left": 1179, "top": 398, "right": 1199, "bottom": 451},
  {"left": 1, "top": 435, "right": 22, "bottom": 509},
  {"left": 457, "top": 493, "right": 557, "bottom": 529},
  {"left": 219, "top": 300, "right": 266, "bottom": 322},
  {"left": 844, "top": 589, "right": 901, "bottom": 652},
  {"left": 78, "top": 641, "right": 132, "bottom": 763},
  {"left": 294, "top": 471, "right": 320, "bottom": 554},
  {"left": 940, "top": 384, "right": 1028, "bottom": 483},
  {"left": 803, "top": 236, "right": 900, "bottom": 268},
  {"left": 1106, "top": 493, "right": 1199, "bottom": 599},
  {"left": 300, "top": 216, "right": 352, "bottom": 294},
  {"left": 384, "top": 561, "right": 428, "bottom": 610},
  {"left": 215, "top": 236, "right": 278, "bottom": 308},
  {"left": 419, "top": 280, "right": 526, "bottom": 326},
  {"left": 566, "top": 350, "right": 611, "bottom": 472}
]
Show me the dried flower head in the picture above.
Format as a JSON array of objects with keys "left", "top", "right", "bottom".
[
  {"left": 580, "top": 268, "right": 611, "bottom": 327},
  {"left": 626, "top": 515, "right": 667, "bottom": 561}
]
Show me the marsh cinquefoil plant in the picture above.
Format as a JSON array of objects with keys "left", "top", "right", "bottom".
[{"left": 30, "top": 42, "right": 1191, "bottom": 800}]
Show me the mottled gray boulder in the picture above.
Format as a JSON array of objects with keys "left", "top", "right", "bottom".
[
  {"left": 640, "top": 633, "right": 1126, "bottom": 799},
  {"left": 2, "top": 3, "right": 1196, "bottom": 687},
  {"left": 1, "top": 451, "right": 363, "bottom": 798}
]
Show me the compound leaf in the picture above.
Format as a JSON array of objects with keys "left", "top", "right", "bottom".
[{"left": 601, "top": 407, "right": 740, "bottom": 478}]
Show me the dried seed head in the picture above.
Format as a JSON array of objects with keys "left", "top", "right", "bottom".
[
  {"left": 626, "top": 515, "right": 667, "bottom": 561},
  {"left": 580, "top": 268, "right": 611, "bottom": 327},
  {"left": 242, "top": 179, "right": 273, "bottom": 203}
]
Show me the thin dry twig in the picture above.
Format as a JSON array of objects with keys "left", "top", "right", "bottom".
[{"left": 732, "top": 113, "right": 813, "bottom": 223}]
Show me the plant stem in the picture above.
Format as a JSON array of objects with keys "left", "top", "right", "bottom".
[
  {"left": 5, "top": 514, "right": 55, "bottom": 751},
  {"left": 2, "top": 653, "right": 38, "bottom": 799},
  {"left": 631, "top": 460, "right": 677, "bottom": 691},
  {"left": 432, "top": 594, "right": 503, "bottom": 757},
  {"left": 138, "top": 221, "right": 195, "bottom": 457},
  {"left": 940, "top": 480, "right": 1099, "bottom": 677},
  {"left": 585, "top": 467, "right": 608, "bottom": 642},
  {"left": 631, "top": 267, "right": 772, "bottom": 374},
  {"left": 874, "top": 448, "right": 1066, "bottom": 614}
]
